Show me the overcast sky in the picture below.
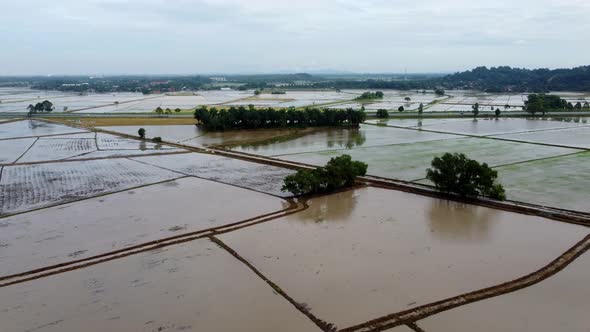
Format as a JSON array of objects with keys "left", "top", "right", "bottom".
[{"left": 1, "top": 0, "right": 589, "bottom": 75}]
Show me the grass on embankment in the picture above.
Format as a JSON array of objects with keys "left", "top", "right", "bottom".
[{"left": 45, "top": 117, "right": 198, "bottom": 127}]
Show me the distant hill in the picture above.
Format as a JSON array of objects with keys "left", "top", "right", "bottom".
[{"left": 439, "top": 66, "right": 590, "bottom": 92}]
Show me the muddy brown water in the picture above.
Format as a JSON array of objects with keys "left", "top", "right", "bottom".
[
  {"left": 0, "top": 177, "right": 287, "bottom": 277},
  {"left": 0, "top": 158, "right": 181, "bottom": 216},
  {"left": 0, "top": 239, "right": 320, "bottom": 332},
  {"left": 219, "top": 187, "right": 588, "bottom": 328},
  {"left": 419, "top": 252, "right": 590, "bottom": 332}
]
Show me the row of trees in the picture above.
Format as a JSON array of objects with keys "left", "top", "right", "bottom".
[
  {"left": 155, "top": 107, "right": 182, "bottom": 115},
  {"left": 27, "top": 100, "right": 54, "bottom": 114},
  {"left": 355, "top": 91, "right": 384, "bottom": 100},
  {"left": 524, "top": 94, "right": 590, "bottom": 115},
  {"left": 194, "top": 105, "right": 366, "bottom": 131}
]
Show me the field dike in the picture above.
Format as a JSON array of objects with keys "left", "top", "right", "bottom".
[
  {"left": 0, "top": 199, "right": 306, "bottom": 287},
  {"left": 20, "top": 118, "right": 590, "bottom": 331},
  {"left": 338, "top": 234, "right": 590, "bottom": 332}
]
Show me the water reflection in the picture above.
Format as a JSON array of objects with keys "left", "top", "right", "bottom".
[
  {"left": 287, "top": 189, "right": 359, "bottom": 224},
  {"left": 139, "top": 140, "right": 147, "bottom": 151},
  {"left": 427, "top": 199, "right": 498, "bottom": 243}
]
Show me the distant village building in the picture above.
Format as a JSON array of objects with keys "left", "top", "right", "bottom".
[{"left": 210, "top": 76, "right": 227, "bottom": 82}]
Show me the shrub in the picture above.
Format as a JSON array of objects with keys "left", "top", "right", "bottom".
[
  {"left": 152, "top": 136, "right": 163, "bottom": 143},
  {"left": 138, "top": 128, "right": 146, "bottom": 139},
  {"left": 376, "top": 109, "right": 389, "bottom": 118},
  {"left": 426, "top": 153, "right": 505, "bottom": 200},
  {"left": 282, "top": 155, "right": 367, "bottom": 195}
]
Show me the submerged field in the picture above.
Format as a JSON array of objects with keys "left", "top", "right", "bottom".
[
  {"left": 2, "top": 87, "right": 589, "bottom": 114},
  {"left": 0, "top": 117, "right": 589, "bottom": 332}
]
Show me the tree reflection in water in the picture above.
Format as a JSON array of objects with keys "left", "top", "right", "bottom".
[{"left": 427, "top": 199, "right": 499, "bottom": 243}]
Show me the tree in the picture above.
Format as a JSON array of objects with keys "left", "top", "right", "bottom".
[
  {"left": 495, "top": 108, "right": 501, "bottom": 117},
  {"left": 165, "top": 108, "right": 172, "bottom": 114},
  {"left": 404, "top": 97, "right": 411, "bottom": 102},
  {"left": 375, "top": 91, "right": 384, "bottom": 98},
  {"left": 281, "top": 155, "right": 367, "bottom": 195},
  {"left": 175, "top": 108, "right": 181, "bottom": 113},
  {"left": 434, "top": 88, "right": 445, "bottom": 96},
  {"left": 574, "top": 102, "right": 582, "bottom": 110},
  {"left": 254, "top": 90, "right": 262, "bottom": 95},
  {"left": 418, "top": 103, "right": 424, "bottom": 115},
  {"left": 584, "top": 102, "right": 590, "bottom": 110},
  {"left": 426, "top": 153, "right": 505, "bottom": 200},
  {"left": 27, "top": 104, "right": 35, "bottom": 116},
  {"left": 398, "top": 106, "right": 405, "bottom": 112},
  {"left": 472, "top": 103, "right": 479, "bottom": 118},
  {"left": 376, "top": 109, "right": 389, "bottom": 118},
  {"left": 155, "top": 107, "right": 164, "bottom": 116},
  {"left": 566, "top": 102, "right": 574, "bottom": 110},
  {"left": 504, "top": 104, "right": 510, "bottom": 111},
  {"left": 41, "top": 100, "right": 53, "bottom": 112},
  {"left": 138, "top": 128, "right": 146, "bottom": 139}
]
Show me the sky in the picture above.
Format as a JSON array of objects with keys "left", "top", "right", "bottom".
[{"left": 1, "top": 0, "right": 589, "bottom": 75}]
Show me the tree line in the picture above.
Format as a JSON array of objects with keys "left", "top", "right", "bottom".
[
  {"left": 524, "top": 94, "right": 590, "bottom": 114},
  {"left": 194, "top": 105, "right": 366, "bottom": 131}
]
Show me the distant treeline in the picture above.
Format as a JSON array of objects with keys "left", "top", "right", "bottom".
[
  {"left": 439, "top": 66, "right": 590, "bottom": 92},
  {"left": 3, "top": 65, "right": 590, "bottom": 93},
  {"left": 194, "top": 105, "right": 366, "bottom": 131}
]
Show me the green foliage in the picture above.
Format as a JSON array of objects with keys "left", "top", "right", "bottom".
[
  {"left": 281, "top": 155, "right": 368, "bottom": 196},
  {"left": 138, "top": 128, "right": 146, "bottom": 139},
  {"left": 376, "top": 109, "right": 389, "bottom": 118},
  {"left": 194, "top": 106, "right": 366, "bottom": 131},
  {"left": 418, "top": 103, "right": 424, "bottom": 114},
  {"left": 426, "top": 153, "right": 506, "bottom": 200},
  {"left": 355, "top": 91, "right": 384, "bottom": 100},
  {"left": 434, "top": 88, "right": 445, "bottom": 96},
  {"left": 524, "top": 94, "right": 568, "bottom": 114},
  {"left": 174, "top": 108, "right": 181, "bottom": 113},
  {"left": 152, "top": 136, "right": 162, "bottom": 143},
  {"left": 495, "top": 108, "right": 501, "bottom": 117},
  {"left": 439, "top": 66, "right": 590, "bottom": 92},
  {"left": 155, "top": 107, "right": 164, "bottom": 116},
  {"left": 398, "top": 106, "right": 405, "bottom": 112}
]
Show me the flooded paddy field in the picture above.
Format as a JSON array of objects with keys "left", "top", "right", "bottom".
[
  {"left": 0, "top": 158, "right": 182, "bottom": 216},
  {"left": 99, "top": 124, "right": 306, "bottom": 148},
  {"left": 277, "top": 137, "right": 577, "bottom": 181},
  {"left": 0, "top": 177, "right": 287, "bottom": 276},
  {"left": 0, "top": 239, "right": 319, "bottom": 332},
  {"left": 131, "top": 153, "right": 295, "bottom": 197},
  {"left": 1, "top": 117, "right": 590, "bottom": 332},
  {"left": 3, "top": 88, "right": 584, "bottom": 114},
  {"left": 230, "top": 124, "right": 460, "bottom": 156},
  {"left": 495, "top": 125, "right": 590, "bottom": 149},
  {"left": 496, "top": 152, "right": 590, "bottom": 212},
  {"left": 0, "top": 120, "right": 87, "bottom": 139},
  {"left": 219, "top": 187, "right": 588, "bottom": 328},
  {"left": 418, "top": 251, "right": 590, "bottom": 332}
]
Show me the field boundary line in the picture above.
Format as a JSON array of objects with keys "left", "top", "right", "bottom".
[
  {"left": 127, "top": 156, "right": 292, "bottom": 200},
  {"left": 0, "top": 150, "right": 192, "bottom": 167},
  {"left": 12, "top": 137, "right": 39, "bottom": 164},
  {"left": 0, "top": 131, "right": 89, "bottom": 141},
  {"left": 210, "top": 235, "right": 338, "bottom": 332},
  {"left": 0, "top": 200, "right": 306, "bottom": 287},
  {"left": 406, "top": 322, "right": 426, "bottom": 332},
  {"left": 338, "top": 234, "right": 590, "bottom": 332},
  {"left": 364, "top": 122, "right": 590, "bottom": 151}
]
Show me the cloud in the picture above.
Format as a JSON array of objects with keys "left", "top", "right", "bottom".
[{"left": 0, "top": 0, "right": 588, "bottom": 74}]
